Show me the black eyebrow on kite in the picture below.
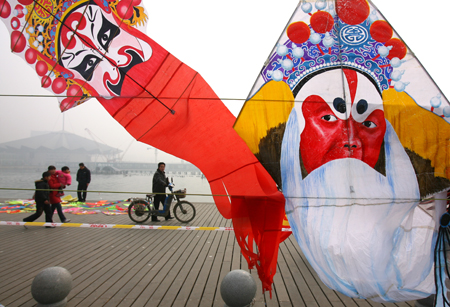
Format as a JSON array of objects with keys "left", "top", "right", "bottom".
[
  {"left": 60, "top": 53, "right": 74, "bottom": 62},
  {"left": 87, "top": 6, "right": 96, "bottom": 23}
]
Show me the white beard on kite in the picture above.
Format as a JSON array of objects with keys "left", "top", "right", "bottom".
[{"left": 281, "top": 109, "right": 436, "bottom": 301}]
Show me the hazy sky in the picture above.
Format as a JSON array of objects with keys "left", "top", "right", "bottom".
[{"left": 0, "top": 0, "right": 448, "bottom": 163}]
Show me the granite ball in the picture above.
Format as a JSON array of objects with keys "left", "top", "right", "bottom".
[
  {"left": 220, "top": 270, "right": 257, "bottom": 307},
  {"left": 31, "top": 267, "right": 72, "bottom": 306}
]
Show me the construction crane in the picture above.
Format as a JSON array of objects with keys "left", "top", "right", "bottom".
[{"left": 117, "top": 140, "right": 134, "bottom": 162}]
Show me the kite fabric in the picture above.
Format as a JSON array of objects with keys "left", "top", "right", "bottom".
[
  {"left": 235, "top": 0, "right": 450, "bottom": 304},
  {"left": 0, "top": 0, "right": 289, "bottom": 292}
]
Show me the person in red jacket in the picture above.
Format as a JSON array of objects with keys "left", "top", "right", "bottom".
[{"left": 48, "top": 166, "right": 71, "bottom": 223}]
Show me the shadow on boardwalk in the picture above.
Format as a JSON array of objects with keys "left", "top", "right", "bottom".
[{"left": 0, "top": 203, "right": 416, "bottom": 307}]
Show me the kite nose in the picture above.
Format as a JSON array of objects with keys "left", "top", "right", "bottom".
[{"left": 343, "top": 118, "right": 362, "bottom": 157}]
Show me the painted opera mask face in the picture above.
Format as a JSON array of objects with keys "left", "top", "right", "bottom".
[
  {"left": 296, "top": 68, "right": 386, "bottom": 174},
  {"left": 57, "top": 2, "right": 152, "bottom": 97}
]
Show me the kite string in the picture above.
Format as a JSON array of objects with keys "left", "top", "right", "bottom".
[
  {"left": 0, "top": 187, "right": 447, "bottom": 203},
  {"left": 0, "top": 94, "right": 307, "bottom": 103}
]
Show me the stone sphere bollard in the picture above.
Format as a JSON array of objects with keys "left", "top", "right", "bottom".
[
  {"left": 220, "top": 270, "right": 257, "bottom": 307},
  {"left": 31, "top": 267, "right": 72, "bottom": 307}
]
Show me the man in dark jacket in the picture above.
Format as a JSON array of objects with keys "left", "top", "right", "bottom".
[
  {"left": 76, "top": 162, "right": 91, "bottom": 202},
  {"left": 152, "top": 162, "right": 173, "bottom": 221},
  {"left": 23, "top": 171, "right": 54, "bottom": 227}
]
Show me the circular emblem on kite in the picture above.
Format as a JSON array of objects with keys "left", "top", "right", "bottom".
[{"left": 340, "top": 25, "right": 368, "bottom": 46}]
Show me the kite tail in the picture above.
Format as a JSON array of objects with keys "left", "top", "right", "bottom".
[
  {"left": 230, "top": 191, "right": 287, "bottom": 295},
  {"left": 208, "top": 163, "right": 290, "bottom": 294},
  {"left": 434, "top": 212, "right": 450, "bottom": 307}
]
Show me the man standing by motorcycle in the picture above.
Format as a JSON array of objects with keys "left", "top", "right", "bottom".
[{"left": 152, "top": 162, "right": 174, "bottom": 222}]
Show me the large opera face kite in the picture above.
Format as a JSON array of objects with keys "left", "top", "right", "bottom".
[
  {"left": 235, "top": 0, "right": 450, "bottom": 304},
  {"left": 0, "top": 0, "right": 289, "bottom": 293}
]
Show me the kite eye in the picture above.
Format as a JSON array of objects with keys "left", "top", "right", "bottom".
[
  {"left": 322, "top": 114, "right": 338, "bottom": 122},
  {"left": 87, "top": 58, "right": 95, "bottom": 67},
  {"left": 101, "top": 29, "right": 111, "bottom": 46},
  {"left": 362, "top": 120, "right": 377, "bottom": 128},
  {"left": 97, "top": 13, "right": 121, "bottom": 51},
  {"left": 356, "top": 99, "right": 368, "bottom": 114},
  {"left": 100, "top": 30, "right": 111, "bottom": 46},
  {"left": 73, "top": 54, "right": 100, "bottom": 81},
  {"left": 333, "top": 97, "right": 346, "bottom": 113}
]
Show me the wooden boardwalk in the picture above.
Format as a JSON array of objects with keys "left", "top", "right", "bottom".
[{"left": 0, "top": 203, "right": 417, "bottom": 307}]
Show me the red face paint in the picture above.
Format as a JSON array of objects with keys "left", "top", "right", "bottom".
[{"left": 299, "top": 93, "right": 386, "bottom": 174}]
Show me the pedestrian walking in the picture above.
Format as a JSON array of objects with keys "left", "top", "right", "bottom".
[
  {"left": 48, "top": 165, "right": 70, "bottom": 223},
  {"left": 23, "top": 171, "right": 54, "bottom": 227}
]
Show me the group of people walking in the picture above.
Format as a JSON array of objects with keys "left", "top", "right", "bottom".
[
  {"left": 23, "top": 163, "right": 91, "bottom": 227},
  {"left": 23, "top": 161, "right": 173, "bottom": 226}
]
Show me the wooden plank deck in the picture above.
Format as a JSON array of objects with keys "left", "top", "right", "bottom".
[{"left": 0, "top": 202, "right": 418, "bottom": 307}]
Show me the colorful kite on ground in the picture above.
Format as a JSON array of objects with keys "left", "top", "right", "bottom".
[
  {"left": 0, "top": 0, "right": 288, "bottom": 292},
  {"left": 235, "top": 0, "right": 450, "bottom": 304}
]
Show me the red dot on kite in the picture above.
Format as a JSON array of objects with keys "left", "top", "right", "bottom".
[
  {"left": 17, "top": 0, "right": 33, "bottom": 5},
  {"left": 0, "top": 0, "right": 11, "bottom": 18},
  {"left": 41, "top": 76, "right": 52, "bottom": 88},
  {"left": 385, "top": 38, "right": 407, "bottom": 60},
  {"left": 116, "top": 0, "right": 134, "bottom": 20},
  {"left": 67, "top": 84, "right": 82, "bottom": 98},
  {"left": 10, "top": 31, "right": 26, "bottom": 53},
  {"left": 310, "top": 11, "right": 334, "bottom": 34},
  {"left": 52, "top": 77, "right": 67, "bottom": 94},
  {"left": 25, "top": 48, "right": 37, "bottom": 64},
  {"left": 60, "top": 97, "right": 75, "bottom": 112},
  {"left": 131, "top": 0, "right": 141, "bottom": 6},
  {"left": 14, "top": 4, "right": 24, "bottom": 18},
  {"left": 11, "top": 17, "right": 20, "bottom": 30},
  {"left": 336, "top": 0, "right": 370, "bottom": 25},
  {"left": 287, "top": 21, "right": 310, "bottom": 44},
  {"left": 370, "top": 20, "right": 392, "bottom": 43},
  {"left": 35, "top": 60, "right": 48, "bottom": 77}
]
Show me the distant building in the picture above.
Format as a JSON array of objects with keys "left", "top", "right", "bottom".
[{"left": 0, "top": 131, "right": 120, "bottom": 168}]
